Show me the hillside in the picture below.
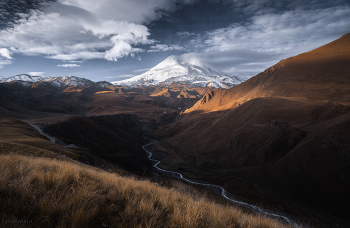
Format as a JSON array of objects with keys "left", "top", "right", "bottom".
[
  {"left": 0, "top": 74, "right": 214, "bottom": 119},
  {"left": 43, "top": 114, "right": 153, "bottom": 175},
  {"left": 0, "top": 118, "right": 291, "bottom": 228},
  {"left": 185, "top": 33, "right": 350, "bottom": 113},
  {"left": 150, "top": 33, "right": 350, "bottom": 225}
]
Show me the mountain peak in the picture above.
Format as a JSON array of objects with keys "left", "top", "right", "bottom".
[
  {"left": 112, "top": 55, "right": 245, "bottom": 89},
  {"left": 165, "top": 55, "right": 178, "bottom": 60}
]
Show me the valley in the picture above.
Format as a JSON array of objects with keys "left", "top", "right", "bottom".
[
  {"left": 1, "top": 0, "right": 350, "bottom": 227},
  {"left": 0, "top": 33, "right": 349, "bottom": 227},
  {"left": 148, "top": 33, "right": 350, "bottom": 227}
]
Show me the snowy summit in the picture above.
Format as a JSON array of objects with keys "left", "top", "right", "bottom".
[
  {"left": 0, "top": 75, "right": 112, "bottom": 89},
  {"left": 112, "top": 55, "right": 244, "bottom": 89},
  {"left": 0, "top": 74, "right": 44, "bottom": 83}
]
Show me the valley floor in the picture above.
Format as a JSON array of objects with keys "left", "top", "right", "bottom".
[{"left": 0, "top": 118, "right": 294, "bottom": 228}]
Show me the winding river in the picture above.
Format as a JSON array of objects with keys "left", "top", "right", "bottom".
[
  {"left": 30, "top": 123, "right": 300, "bottom": 227},
  {"left": 143, "top": 138, "right": 301, "bottom": 227},
  {"left": 30, "top": 124, "right": 56, "bottom": 143}
]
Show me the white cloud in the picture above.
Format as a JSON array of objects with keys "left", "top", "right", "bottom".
[
  {"left": 149, "top": 44, "right": 184, "bottom": 52},
  {"left": 50, "top": 52, "right": 105, "bottom": 61},
  {"left": 0, "top": 59, "right": 12, "bottom": 69},
  {"left": 182, "top": 5, "right": 350, "bottom": 77},
  {"left": 67, "top": 60, "right": 83, "bottom": 63},
  {"left": 57, "top": 64, "right": 81, "bottom": 67},
  {"left": 191, "top": 6, "right": 350, "bottom": 55},
  {"left": 178, "top": 51, "right": 283, "bottom": 77},
  {"left": 134, "top": 68, "right": 151, "bottom": 73},
  {"left": 0, "top": 9, "right": 115, "bottom": 61},
  {"left": 0, "top": 0, "right": 196, "bottom": 62},
  {"left": 0, "top": 48, "right": 12, "bottom": 59},
  {"left": 105, "top": 74, "right": 135, "bottom": 79},
  {"left": 105, "top": 34, "right": 148, "bottom": 61},
  {"left": 176, "top": 31, "right": 196, "bottom": 37},
  {"left": 28, "top": 72, "right": 45, "bottom": 76}
]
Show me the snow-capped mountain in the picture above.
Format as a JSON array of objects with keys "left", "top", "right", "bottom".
[
  {"left": 112, "top": 55, "right": 244, "bottom": 89},
  {"left": 0, "top": 75, "right": 112, "bottom": 88},
  {"left": 96, "top": 81, "right": 113, "bottom": 88},
  {"left": 41, "top": 76, "right": 96, "bottom": 89},
  {"left": 0, "top": 74, "right": 44, "bottom": 83}
]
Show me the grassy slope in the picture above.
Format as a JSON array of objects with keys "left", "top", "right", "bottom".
[
  {"left": 43, "top": 115, "right": 152, "bottom": 176},
  {"left": 0, "top": 118, "right": 292, "bottom": 228},
  {"left": 0, "top": 154, "right": 292, "bottom": 228}
]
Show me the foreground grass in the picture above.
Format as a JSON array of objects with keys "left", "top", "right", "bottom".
[{"left": 0, "top": 154, "right": 293, "bottom": 228}]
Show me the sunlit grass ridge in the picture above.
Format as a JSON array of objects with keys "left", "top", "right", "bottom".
[{"left": 0, "top": 154, "right": 292, "bottom": 228}]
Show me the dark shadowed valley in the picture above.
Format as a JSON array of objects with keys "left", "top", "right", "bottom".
[{"left": 0, "top": 1, "right": 350, "bottom": 227}]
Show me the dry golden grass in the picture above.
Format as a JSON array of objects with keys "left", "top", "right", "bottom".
[
  {"left": 0, "top": 153, "right": 294, "bottom": 228},
  {"left": 95, "top": 91, "right": 115, "bottom": 94},
  {"left": 0, "top": 118, "right": 76, "bottom": 159}
]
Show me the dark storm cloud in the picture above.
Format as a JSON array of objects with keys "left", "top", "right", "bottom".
[
  {"left": 219, "top": 0, "right": 349, "bottom": 14},
  {"left": 0, "top": 0, "right": 56, "bottom": 29}
]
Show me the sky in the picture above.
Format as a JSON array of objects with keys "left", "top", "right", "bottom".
[{"left": 0, "top": 0, "right": 349, "bottom": 82}]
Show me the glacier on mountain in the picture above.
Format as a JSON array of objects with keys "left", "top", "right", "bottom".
[{"left": 112, "top": 55, "right": 244, "bottom": 89}]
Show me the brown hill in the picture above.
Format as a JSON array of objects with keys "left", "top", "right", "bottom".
[
  {"left": 151, "top": 33, "right": 350, "bottom": 224},
  {"left": 0, "top": 78, "right": 212, "bottom": 122},
  {"left": 186, "top": 33, "right": 350, "bottom": 113}
]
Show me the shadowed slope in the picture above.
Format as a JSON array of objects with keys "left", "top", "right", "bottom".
[
  {"left": 151, "top": 33, "right": 350, "bottom": 224},
  {"left": 43, "top": 115, "right": 153, "bottom": 176}
]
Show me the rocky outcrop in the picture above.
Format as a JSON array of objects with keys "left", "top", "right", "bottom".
[{"left": 200, "top": 91, "right": 215, "bottom": 105}]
